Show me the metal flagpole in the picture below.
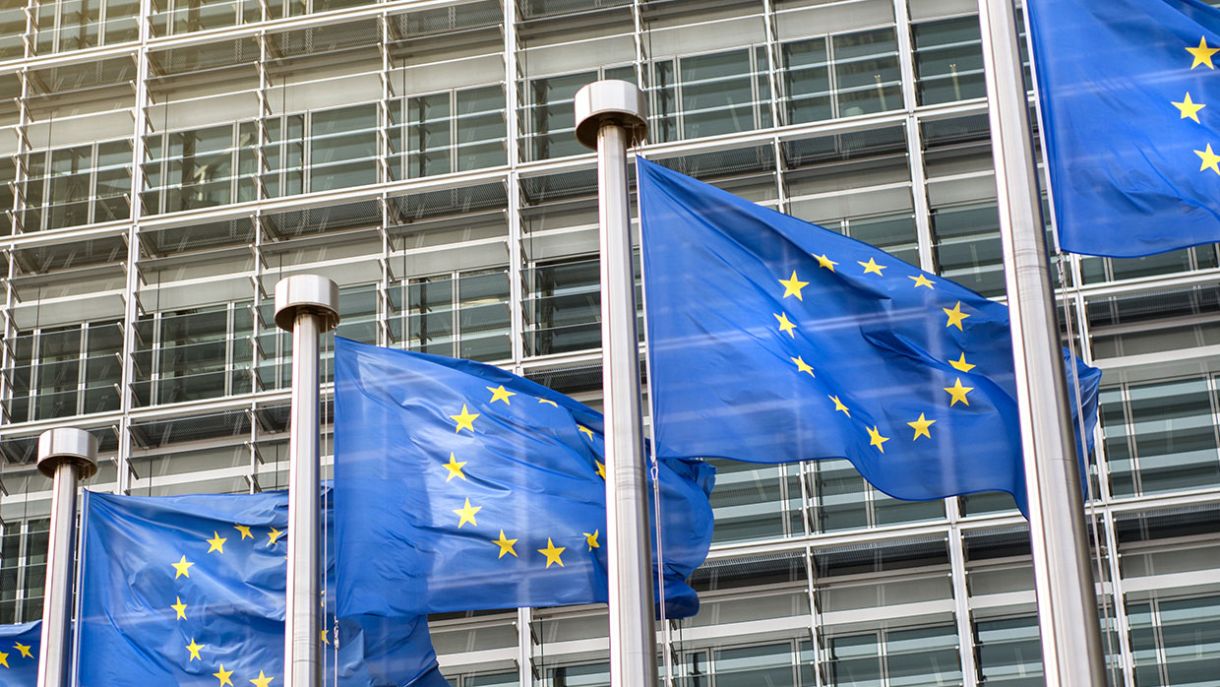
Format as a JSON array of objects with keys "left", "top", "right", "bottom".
[
  {"left": 574, "top": 80, "right": 657, "bottom": 687},
  {"left": 275, "top": 275, "right": 340, "bottom": 687},
  {"left": 975, "top": 0, "right": 1107, "bottom": 684},
  {"left": 35, "top": 427, "right": 97, "bottom": 687}
]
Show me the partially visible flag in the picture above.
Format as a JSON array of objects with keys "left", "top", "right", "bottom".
[
  {"left": 637, "top": 157, "right": 1101, "bottom": 516},
  {"left": 0, "top": 621, "right": 39, "bottom": 686},
  {"left": 76, "top": 490, "right": 445, "bottom": 687},
  {"left": 1029, "top": 0, "right": 1220, "bottom": 257},
  {"left": 333, "top": 337, "right": 716, "bottom": 619}
]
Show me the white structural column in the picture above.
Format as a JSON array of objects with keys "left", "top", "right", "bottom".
[
  {"left": 574, "top": 80, "right": 658, "bottom": 687},
  {"left": 975, "top": 0, "right": 1107, "bottom": 684},
  {"left": 36, "top": 427, "right": 98, "bottom": 687},
  {"left": 275, "top": 275, "right": 340, "bottom": 687}
]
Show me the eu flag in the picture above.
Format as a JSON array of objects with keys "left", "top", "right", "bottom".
[
  {"left": 77, "top": 490, "right": 445, "bottom": 687},
  {"left": 0, "top": 622, "right": 39, "bottom": 686},
  {"left": 637, "top": 158, "right": 1101, "bottom": 516},
  {"left": 334, "top": 338, "right": 715, "bottom": 619},
  {"left": 1030, "top": 0, "right": 1220, "bottom": 257}
]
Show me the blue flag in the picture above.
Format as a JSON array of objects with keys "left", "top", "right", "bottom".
[
  {"left": 1030, "top": 0, "right": 1220, "bottom": 257},
  {"left": 0, "top": 622, "right": 39, "bottom": 686},
  {"left": 333, "top": 337, "right": 716, "bottom": 619},
  {"left": 77, "top": 490, "right": 446, "bottom": 687},
  {"left": 637, "top": 158, "right": 1101, "bottom": 516}
]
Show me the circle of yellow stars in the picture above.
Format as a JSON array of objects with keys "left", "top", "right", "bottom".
[
  {"left": 775, "top": 258, "right": 981, "bottom": 455},
  {"left": 0, "top": 637, "right": 35, "bottom": 671},
  {"left": 168, "top": 520, "right": 287, "bottom": 685},
  {"left": 441, "top": 384, "right": 607, "bottom": 571},
  {"left": 1183, "top": 37, "right": 1220, "bottom": 175}
]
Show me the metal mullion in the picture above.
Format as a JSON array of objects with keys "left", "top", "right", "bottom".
[
  {"left": 378, "top": 194, "right": 390, "bottom": 347},
  {"left": 75, "top": 322, "right": 88, "bottom": 416},
  {"left": 378, "top": 12, "right": 391, "bottom": 185},
  {"left": 224, "top": 301, "right": 235, "bottom": 397},
  {"left": 805, "top": 546, "right": 826, "bottom": 687},
  {"left": 945, "top": 505, "right": 980, "bottom": 687},
  {"left": 504, "top": 0, "right": 525, "bottom": 366},
  {"left": 760, "top": 0, "right": 783, "bottom": 129},
  {"left": 1100, "top": 507, "right": 1136, "bottom": 687},
  {"left": 28, "top": 326, "right": 40, "bottom": 422},
  {"left": 116, "top": 0, "right": 153, "bottom": 495}
]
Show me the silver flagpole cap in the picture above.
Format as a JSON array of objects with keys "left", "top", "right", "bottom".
[
  {"left": 37, "top": 427, "right": 98, "bottom": 480},
  {"left": 574, "top": 80, "right": 648, "bottom": 150},
  {"left": 274, "top": 274, "right": 341, "bottom": 333}
]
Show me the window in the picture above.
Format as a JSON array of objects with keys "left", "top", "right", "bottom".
[
  {"left": 310, "top": 103, "right": 378, "bottom": 192},
  {"left": 912, "top": 16, "right": 985, "bottom": 105},
  {"left": 525, "top": 256, "right": 601, "bottom": 356},
  {"left": 1128, "top": 595, "right": 1220, "bottom": 686},
  {"left": 398, "top": 85, "right": 507, "bottom": 179},
  {"left": 151, "top": 0, "right": 261, "bottom": 36},
  {"left": 783, "top": 28, "right": 903, "bottom": 125},
  {"left": 930, "top": 203, "right": 1005, "bottom": 298},
  {"left": 22, "top": 140, "right": 132, "bottom": 231},
  {"left": 975, "top": 616, "right": 1042, "bottom": 686},
  {"left": 144, "top": 124, "right": 241, "bottom": 214},
  {"left": 523, "top": 66, "right": 635, "bottom": 162},
  {"left": 826, "top": 624, "right": 961, "bottom": 687},
  {"left": 31, "top": 0, "right": 139, "bottom": 54},
  {"left": 5, "top": 321, "right": 123, "bottom": 423},
  {"left": 391, "top": 269, "right": 512, "bottom": 363},
  {"left": 651, "top": 47, "right": 772, "bottom": 143},
  {"left": 0, "top": 519, "right": 50, "bottom": 624},
  {"left": 132, "top": 303, "right": 255, "bottom": 407}
]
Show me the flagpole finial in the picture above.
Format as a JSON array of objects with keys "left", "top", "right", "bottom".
[
  {"left": 274, "top": 274, "right": 340, "bottom": 333},
  {"left": 37, "top": 427, "right": 98, "bottom": 480},
  {"left": 574, "top": 80, "right": 648, "bottom": 150}
]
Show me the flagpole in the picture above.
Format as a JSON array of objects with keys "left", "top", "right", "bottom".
[
  {"left": 35, "top": 427, "right": 97, "bottom": 687},
  {"left": 275, "top": 275, "right": 340, "bottom": 687},
  {"left": 976, "top": 0, "right": 1107, "bottom": 684},
  {"left": 574, "top": 80, "right": 658, "bottom": 687}
]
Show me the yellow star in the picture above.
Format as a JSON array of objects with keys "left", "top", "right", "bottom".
[
  {"left": 578, "top": 425, "right": 595, "bottom": 441},
  {"left": 1187, "top": 36, "right": 1219, "bottom": 70},
  {"left": 790, "top": 355, "right": 815, "bottom": 377},
  {"left": 1196, "top": 144, "right": 1220, "bottom": 175},
  {"left": 907, "top": 413, "right": 936, "bottom": 440},
  {"left": 267, "top": 527, "right": 284, "bottom": 546},
  {"left": 909, "top": 274, "right": 934, "bottom": 289},
  {"left": 321, "top": 629, "right": 330, "bottom": 645},
  {"left": 207, "top": 531, "right": 227, "bottom": 554},
  {"left": 172, "top": 555, "right": 194, "bottom": 579},
  {"left": 866, "top": 426, "right": 890, "bottom": 453},
  {"left": 443, "top": 453, "right": 467, "bottom": 481},
  {"left": 944, "top": 378, "right": 974, "bottom": 407},
  {"left": 948, "top": 352, "right": 976, "bottom": 373},
  {"left": 583, "top": 530, "right": 600, "bottom": 550},
  {"left": 492, "top": 530, "right": 518, "bottom": 559},
  {"left": 450, "top": 404, "right": 480, "bottom": 433},
  {"left": 814, "top": 253, "right": 838, "bottom": 271},
  {"left": 214, "top": 665, "right": 235, "bottom": 686},
  {"left": 0, "top": 651, "right": 8, "bottom": 668},
  {"left": 172, "top": 596, "right": 188, "bottom": 621},
  {"left": 829, "top": 395, "right": 850, "bottom": 417},
  {"left": 943, "top": 301, "right": 970, "bottom": 330},
  {"left": 453, "top": 498, "right": 482, "bottom": 528},
  {"left": 1174, "top": 92, "right": 1207, "bottom": 123},
  {"left": 186, "top": 638, "right": 204, "bottom": 661},
  {"left": 234, "top": 524, "right": 253, "bottom": 540},
  {"left": 773, "top": 312, "right": 797, "bottom": 338},
  {"left": 487, "top": 385, "right": 515, "bottom": 405},
  {"left": 250, "top": 671, "right": 275, "bottom": 687},
  {"left": 537, "top": 398, "right": 559, "bottom": 407},
  {"left": 14, "top": 643, "right": 31, "bottom": 659},
  {"left": 858, "top": 258, "right": 886, "bottom": 276},
  {"left": 778, "top": 271, "right": 809, "bottom": 300},
  {"left": 538, "top": 538, "right": 566, "bottom": 568},
  {"left": 595, "top": 460, "right": 606, "bottom": 479}
]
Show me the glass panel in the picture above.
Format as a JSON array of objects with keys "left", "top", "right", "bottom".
[
  {"left": 913, "top": 16, "right": 985, "bottom": 105},
  {"left": 309, "top": 104, "right": 378, "bottom": 192},
  {"left": 713, "top": 643, "right": 795, "bottom": 687},
  {"left": 976, "top": 616, "right": 1042, "bottom": 686}
]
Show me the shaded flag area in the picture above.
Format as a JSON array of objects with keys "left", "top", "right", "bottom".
[
  {"left": 637, "top": 157, "right": 1101, "bottom": 517},
  {"left": 77, "top": 490, "right": 445, "bottom": 687},
  {"left": 1030, "top": 0, "right": 1220, "bottom": 257},
  {"left": 0, "top": 621, "right": 39, "bottom": 686},
  {"left": 333, "top": 338, "right": 715, "bottom": 619}
]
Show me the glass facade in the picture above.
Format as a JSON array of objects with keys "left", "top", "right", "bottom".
[{"left": 0, "top": 0, "right": 1218, "bottom": 685}]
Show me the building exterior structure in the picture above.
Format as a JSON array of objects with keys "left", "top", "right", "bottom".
[{"left": 0, "top": 0, "right": 1217, "bottom": 685}]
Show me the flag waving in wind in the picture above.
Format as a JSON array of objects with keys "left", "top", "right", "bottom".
[
  {"left": 1030, "top": 0, "right": 1220, "bottom": 257},
  {"left": 333, "top": 338, "right": 715, "bottom": 620},
  {"left": 76, "top": 490, "right": 445, "bottom": 687},
  {"left": 637, "top": 157, "right": 1101, "bottom": 516},
  {"left": 0, "top": 621, "right": 39, "bottom": 686}
]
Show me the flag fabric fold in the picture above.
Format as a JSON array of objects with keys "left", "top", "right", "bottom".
[
  {"left": 637, "top": 157, "right": 1101, "bottom": 516},
  {"left": 0, "top": 621, "right": 39, "bottom": 686},
  {"left": 333, "top": 337, "right": 716, "bottom": 619},
  {"left": 1030, "top": 0, "right": 1220, "bottom": 257},
  {"left": 76, "top": 490, "right": 445, "bottom": 687}
]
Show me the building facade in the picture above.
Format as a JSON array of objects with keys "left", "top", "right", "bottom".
[{"left": 0, "top": 0, "right": 1218, "bottom": 685}]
